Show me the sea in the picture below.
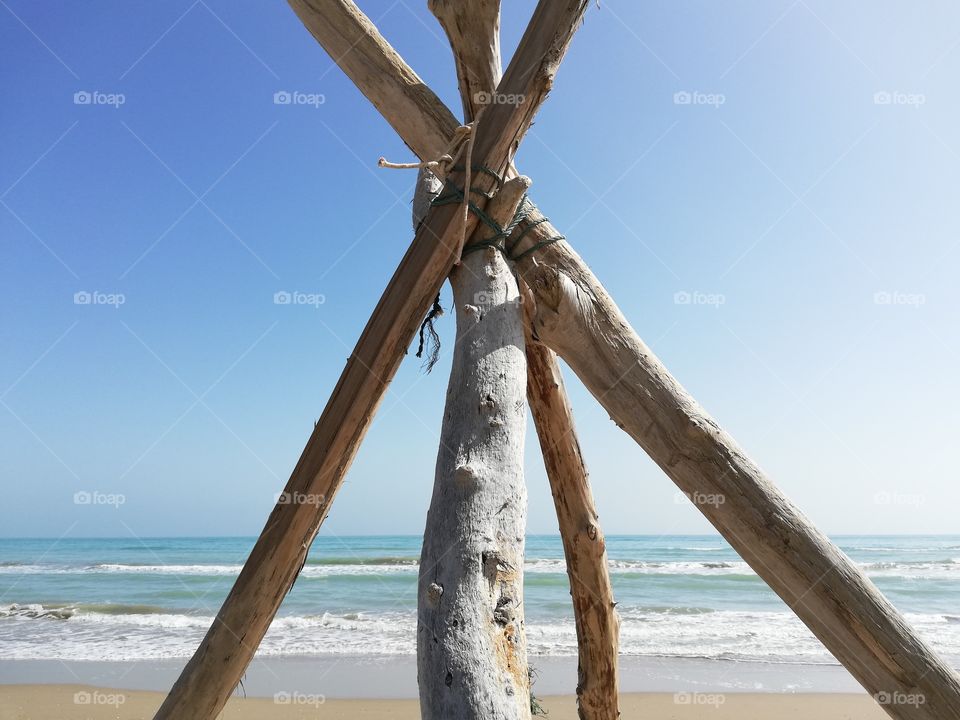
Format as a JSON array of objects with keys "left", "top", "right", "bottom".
[{"left": 2, "top": 535, "right": 959, "bottom": 667}]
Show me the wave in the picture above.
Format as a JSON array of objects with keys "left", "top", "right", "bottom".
[
  {"left": 305, "top": 556, "right": 419, "bottom": 566},
  {"left": 4, "top": 557, "right": 960, "bottom": 579},
  {"left": 4, "top": 603, "right": 960, "bottom": 663}
]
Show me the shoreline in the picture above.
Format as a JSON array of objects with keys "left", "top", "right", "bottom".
[
  {"left": 0, "top": 685, "right": 891, "bottom": 719},
  {"left": 0, "top": 655, "right": 866, "bottom": 699}
]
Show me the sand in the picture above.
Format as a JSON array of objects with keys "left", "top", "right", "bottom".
[{"left": 0, "top": 685, "right": 891, "bottom": 719}]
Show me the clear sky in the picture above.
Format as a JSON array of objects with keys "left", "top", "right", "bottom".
[{"left": 2, "top": 1, "right": 959, "bottom": 540}]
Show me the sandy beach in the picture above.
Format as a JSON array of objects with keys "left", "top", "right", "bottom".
[{"left": 0, "top": 685, "right": 890, "bottom": 720}]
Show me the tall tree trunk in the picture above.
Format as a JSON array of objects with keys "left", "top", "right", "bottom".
[{"left": 418, "top": 176, "right": 532, "bottom": 720}]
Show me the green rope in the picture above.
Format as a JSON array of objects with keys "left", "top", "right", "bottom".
[{"left": 431, "top": 168, "right": 565, "bottom": 262}]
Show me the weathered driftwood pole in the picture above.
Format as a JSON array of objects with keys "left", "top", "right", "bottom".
[
  {"left": 152, "top": 3, "right": 590, "bottom": 718},
  {"left": 525, "top": 330, "right": 621, "bottom": 720},
  {"left": 418, "top": 175, "right": 533, "bottom": 719},
  {"left": 510, "top": 215, "right": 960, "bottom": 720},
  {"left": 428, "top": 2, "right": 620, "bottom": 716},
  {"left": 429, "top": 0, "right": 501, "bottom": 123},
  {"left": 283, "top": 5, "right": 960, "bottom": 717}
]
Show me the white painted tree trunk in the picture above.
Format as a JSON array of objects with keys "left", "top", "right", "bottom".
[{"left": 417, "top": 176, "right": 532, "bottom": 720}]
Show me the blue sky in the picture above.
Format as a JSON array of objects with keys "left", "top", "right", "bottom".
[{"left": 2, "top": 1, "right": 959, "bottom": 539}]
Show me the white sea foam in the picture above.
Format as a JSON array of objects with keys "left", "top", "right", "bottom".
[
  {"left": 4, "top": 558, "right": 960, "bottom": 579},
  {"left": 3, "top": 603, "right": 960, "bottom": 664}
]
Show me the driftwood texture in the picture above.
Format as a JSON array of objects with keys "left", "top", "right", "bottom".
[
  {"left": 429, "top": 0, "right": 501, "bottom": 123},
  {"left": 418, "top": 176, "right": 532, "bottom": 720},
  {"left": 525, "top": 333, "right": 621, "bottom": 720},
  {"left": 283, "top": 3, "right": 960, "bottom": 718},
  {"left": 152, "top": 3, "right": 590, "bottom": 719},
  {"left": 427, "top": 1, "right": 621, "bottom": 716}
]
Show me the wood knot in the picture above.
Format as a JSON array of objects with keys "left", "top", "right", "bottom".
[
  {"left": 427, "top": 582, "right": 444, "bottom": 607},
  {"left": 494, "top": 596, "right": 514, "bottom": 626},
  {"left": 454, "top": 465, "right": 479, "bottom": 490}
]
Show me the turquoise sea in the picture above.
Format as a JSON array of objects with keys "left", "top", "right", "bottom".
[{"left": 1, "top": 535, "right": 959, "bottom": 664}]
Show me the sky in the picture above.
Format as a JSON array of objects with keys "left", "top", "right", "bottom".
[{"left": 1, "top": 1, "right": 959, "bottom": 540}]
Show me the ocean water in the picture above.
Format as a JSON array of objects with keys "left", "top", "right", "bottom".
[{"left": 1, "top": 535, "right": 959, "bottom": 665}]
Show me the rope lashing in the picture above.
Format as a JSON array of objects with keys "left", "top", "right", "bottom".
[
  {"left": 431, "top": 175, "right": 566, "bottom": 262},
  {"left": 379, "top": 126, "right": 564, "bottom": 372}
]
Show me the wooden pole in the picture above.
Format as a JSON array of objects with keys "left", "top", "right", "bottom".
[
  {"left": 429, "top": 0, "right": 501, "bottom": 123},
  {"left": 281, "top": 5, "right": 960, "bottom": 717},
  {"left": 525, "top": 331, "right": 621, "bottom": 720},
  {"left": 152, "top": 3, "right": 590, "bottom": 718},
  {"left": 288, "top": 0, "right": 457, "bottom": 160},
  {"left": 418, "top": 175, "right": 533, "bottom": 720},
  {"left": 427, "top": 2, "right": 621, "bottom": 716}
]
